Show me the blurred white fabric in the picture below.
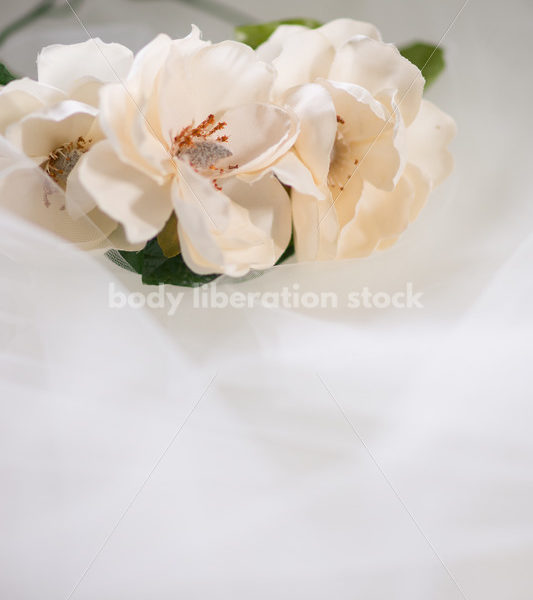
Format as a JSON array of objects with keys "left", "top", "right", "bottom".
[{"left": 1, "top": 0, "right": 532, "bottom": 598}]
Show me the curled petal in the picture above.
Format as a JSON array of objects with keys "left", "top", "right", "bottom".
[
  {"left": 4, "top": 100, "right": 97, "bottom": 160},
  {"left": 321, "top": 79, "right": 403, "bottom": 191},
  {"left": 283, "top": 83, "right": 337, "bottom": 185},
  {"left": 236, "top": 151, "right": 324, "bottom": 202},
  {"left": 217, "top": 103, "right": 299, "bottom": 175},
  {"left": 269, "top": 152, "right": 324, "bottom": 200},
  {"left": 329, "top": 35, "right": 424, "bottom": 126}
]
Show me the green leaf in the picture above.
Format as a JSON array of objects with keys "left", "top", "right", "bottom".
[
  {"left": 118, "top": 239, "right": 218, "bottom": 287},
  {"left": 235, "top": 18, "right": 322, "bottom": 50},
  {"left": 0, "top": 62, "right": 16, "bottom": 85},
  {"left": 117, "top": 248, "right": 144, "bottom": 274},
  {"left": 276, "top": 234, "right": 295, "bottom": 265},
  {"left": 399, "top": 42, "right": 445, "bottom": 90},
  {"left": 116, "top": 232, "right": 293, "bottom": 287}
]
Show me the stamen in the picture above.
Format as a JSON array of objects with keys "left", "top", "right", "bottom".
[
  {"left": 180, "top": 140, "right": 232, "bottom": 171},
  {"left": 41, "top": 136, "right": 91, "bottom": 193},
  {"left": 171, "top": 114, "right": 238, "bottom": 190}
]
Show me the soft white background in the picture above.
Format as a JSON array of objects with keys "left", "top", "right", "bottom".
[{"left": 1, "top": 1, "right": 532, "bottom": 598}]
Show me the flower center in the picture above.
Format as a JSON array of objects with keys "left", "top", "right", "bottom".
[
  {"left": 328, "top": 115, "right": 359, "bottom": 194},
  {"left": 41, "top": 136, "right": 91, "bottom": 191},
  {"left": 171, "top": 114, "right": 238, "bottom": 190}
]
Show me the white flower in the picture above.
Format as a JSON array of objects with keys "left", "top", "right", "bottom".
[
  {"left": 257, "top": 19, "right": 456, "bottom": 260},
  {"left": 0, "top": 39, "right": 133, "bottom": 248},
  {"left": 75, "top": 28, "right": 316, "bottom": 276}
]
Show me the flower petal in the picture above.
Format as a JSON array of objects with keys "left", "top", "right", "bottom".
[
  {"left": 267, "top": 28, "right": 335, "bottom": 98},
  {"left": 216, "top": 103, "right": 299, "bottom": 175},
  {"left": 292, "top": 189, "right": 342, "bottom": 262},
  {"left": 37, "top": 38, "right": 133, "bottom": 92},
  {"left": 256, "top": 25, "right": 311, "bottom": 62},
  {"left": 374, "top": 164, "right": 431, "bottom": 250},
  {"left": 129, "top": 27, "right": 206, "bottom": 92},
  {"left": 321, "top": 79, "right": 404, "bottom": 191},
  {"left": 407, "top": 99, "right": 456, "bottom": 187},
  {"left": 99, "top": 83, "right": 170, "bottom": 183},
  {"left": 75, "top": 140, "right": 173, "bottom": 244},
  {"left": 292, "top": 189, "right": 319, "bottom": 261},
  {"left": 317, "top": 18, "right": 382, "bottom": 46},
  {"left": 269, "top": 152, "right": 324, "bottom": 199},
  {"left": 404, "top": 163, "right": 432, "bottom": 223},
  {"left": 174, "top": 161, "right": 289, "bottom": 276},
  {"left": 97, "top": 32, "right": 205, "bottom": 183},
  {"left": 337, "top": 176, "right": 415, "bottom": 259},
  {"left": 224, "top": 174, "right": 292, "bottom": 261},
  {"left": 0, "top": 138, "right": 116, "bottom": 248},
  {"left": 129, "top": 34, "right": 172, "bottom": 86},
  {"left": 65, "top": 157, "right": 99, "bottom": 218},
  {"left": 329, "top": 36, "right": 424, "bottom": 126},
  {"left": 158, "top": 40, "right": 275, "bottom": 139},
  {"left": 0, "top": 78, "right": 65, "bottom": 134},
  {"left": 283, "top": 83, "right": 337, "bottom": 185},
  {"left": 106, "top": 225, "right": 146, "bottom": 251},
  {"left": 332, "top": 172, "right": 364, "bottom": 230},
  {"left": 4, "top": 100, "right": 97, "bottom": 159}
]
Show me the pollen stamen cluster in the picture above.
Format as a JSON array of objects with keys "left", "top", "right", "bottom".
[
  {"left": 171, "top": 114, "right": 238, "bottom": 191},
  {"left": 42, "top": 136, "right": 92, "bottom": 193}
]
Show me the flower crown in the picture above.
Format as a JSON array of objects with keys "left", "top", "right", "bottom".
[{"left": 0, "top": 18, "right": 455, "bottom": 286}]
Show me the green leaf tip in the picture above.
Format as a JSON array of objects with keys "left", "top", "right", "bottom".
[
  {"left": 118, "top": 238, "right": 218, "bottom": 287},
  {"left": 0, "top": 62, "right": 17, "bottom": 85},
  {"left": 235, "top": 18, "right": 322, "bottom": 50},
  {"left": 399, "top": 42, "right": 445, "bottom": 90}
]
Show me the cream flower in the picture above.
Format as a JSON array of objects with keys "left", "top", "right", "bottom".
[
  {"left": 0, "top": 39, "right": 133, "bottom": 247},
  {"left": 75, "top": 28, "right": 315, "bottom": 276},
  {"left": 257, "top": 19, "right": 456, "bottom": 260}
]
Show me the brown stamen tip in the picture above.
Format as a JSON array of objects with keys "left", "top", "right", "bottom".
[
  {"left": 354, "top": 159, "right": 359, "bottom": 165},
  {"left": 337, "top": 115, "right": 345, "bottom": 124}
]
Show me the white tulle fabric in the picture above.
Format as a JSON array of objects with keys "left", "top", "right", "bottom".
[{"left": 1, "top": 1, "right": 533, "bottom": 599}]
